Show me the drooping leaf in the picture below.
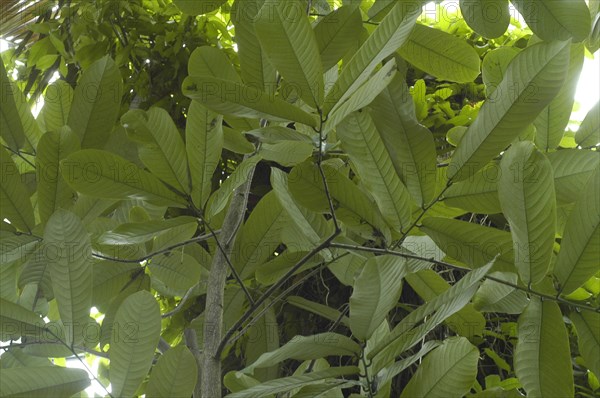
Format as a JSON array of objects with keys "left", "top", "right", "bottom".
[
  {"left": 370, "top": 74, "right": 438, "bottom": 206},
  {"left": 122, "top": 107, "right": 191, "bottom": 194},
  {"left": 99, "top": 216, "right": 197, "bottom": 245},
  {"left": 145, "top": 345, "right": 198, "bottom": 398},
  {"left": 337, "top": 111, "right": 412, "bottom": 232},
  {"left": 570, "top": 311, "right": 600, "bottom": 377},
  {"left": 0, "top": 298, "right": 46, "bottom": 341},
  {"left": 447, "top": 40, "right": 570, "bottom": 181},
  {"left": 44, "top": 209, "right": 92, "bottom": 346},
  {"left": 0, "top": 146, "right": 36, "bottom": 232},
  {"left": 323, "top": 0, "right": 421, "bottom": 114},
  {"left": 286, "top": 296, "right": 350, "bottom": 327},
  {"left": 0, "top": 366, "right": 90, "bottom": 397},
  {"left": 255, "top": 0, "right": 323, "bottom": 108},
  {"left": 575, "top": 101, "right": 599, "bottom": 147},
  {"left": 61, "top": 149, "right": 188, "bottom": 207},
  {"left": 110, "top": 290, "right": 161, "bottom": 398},
  {"left": 510, "top": 0, "right": 591, "bottom": 42},
  {"left": 400, "top": 337, "right": 479, "bottom": 398},
  {"left": 498, "top": 141, "right": 556, "bottom": 285},
  {"left": 36, "top": 127, "right": 80, "bottom": 224},
  {"left": 460, "top": 0, "right": 510, "bottom": 38},
  {"left": 553, "top": 167, "right": 600, "bottom": 294},
  {"left": 40, "top": 80, "right": 73, "bottom": 133},
  {"left": 398, "top": 23, "right": 481, "bottom": 83},
  {"left": 186, "top": 100, "right": 224, "bottom": 208},
  {"left": 313, "top": 6, "right": 362, "bottom": 70},
  {"left": 182, "top": 75, "right": 318, "bottom": 127},
  {"left": 514, "top": 297, "right": 574, "bottom": 397},
  {"left": 67, "top": 55, "right": 123, "bottom": 148}
]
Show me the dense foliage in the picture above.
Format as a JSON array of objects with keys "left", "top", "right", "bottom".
[{"left": 0, "top": 0, "right": 599, "bottom": 397}]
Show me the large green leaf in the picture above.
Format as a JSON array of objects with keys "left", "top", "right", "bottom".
[
  {"left": 44, "top": 209, "right": 92, "bottom": 346},
  {"left": 99, "top": 216, "right": 197, "bottom": 245},
  {"left": 510, "top": 0, "right": 591, "bottom": 42},
  {"left": 186, "top": 100, "right": 223, "bottom": 208},
  {"left": 420, "top": 217, "right": 515, "bottom": 272},
  {"left": 323, "top": 0, "right": 421, "bottom": 114},
  {"left": 173, "top": 0, "right": 227, "bottom": 15},
  {"left": 122, "top": 107, "right": 191, "bottom": 194},
  {"left": 313, "top": 6, "right": 362, "bottom": 70},
  {"left": 472, "top": 272, "right": 528, "bottom": 314},
  {"left": 570, "top": 311, "right": 600, "bottom": 377},
  {"left": 0, "top": 147, "right": 35, "bottom": 232},
  {"left": 498, "top": 141, "right": 556, "bottom": 285},
  {"left": 259, "top": 141, "right": 314, "bottom": 167},
  {"left": 61, "top": 149, "right": 188, "bottom": 207},
  {"left": 553, "top": 167, "right": 600, "bottom": 294},
  {"left": 447, "top": 40, "right": 570, "bottom": 181},
  {"left": 337, "top": 111, "right": 412, "bottom": 232},
  {"left": 0, "top": 60, "right": 39, "bottom": 151},
  {"left": 0, "top": 298, "right": 46, "bottom": 341},
  {"left": 226, "top": 367, "right": 360, "bottom": 398},
  {"left": 286, "top": 296, "right": 350, "bottom": 327},
  {"left": 400, "top": 337, "right": 479, "bottom": 398},
  {"left": 0, "top": 366, "right": 90, "bottom": 397},
  {"left": 534, "top": 43, "right": 585, "bottom": 151},
  {"left": 405, "top": 269, "right": 486, "bottom": 340},
  {"left": 370, "top": 74, "right": 438, "bottom": 206},
  {"left": 482, "top": 46, "right": 520, "bottom": 96},
  {"left": 145, "top": 345, "right": 198, "bottom": 398},
  {"left": 443, "top": 161, "right": 501, "bottom": 214},
  {"left": 36, "top": 127, "right": 80, "bottom": 224},
  {"left": 575, "top": 101, "right": 599, "bottom": 147},
  {"left": 67, "top": 55, "right": 123, "bottom": 148},
  {"left": 244, "top": 301, "right": 279, "bottom": 382},
  {"left": 242, "top": 332, "right": 360, "bottom": 375},
  {"left": 398, "top": 23, "right": 481, "bottom": 83},
  {"left": 40, "top": 80, "right": 73, "bottom": 133},
  {"left": 182, "top": 76, "right": 318, "bottom": 127},
  {"left": 188, "top": 46, "right": 240, "bottom": 82},
  {"left": 110, "top": 290, "right": 161, "bottom": 398},
  {"left": 349, "top": 255, "right": 407, "bottom": 340},
  {"left": 460, "top": 0, "right": 510, "bottom": 38},
  {"left": 514, "top": 297, "right": 574, "bottom": 397},
  {"left": 148, "top": 252, "right": 203, "bottom": 291},
  {"left": 255, "top": 0, "right": 323, "bottom": 108}
]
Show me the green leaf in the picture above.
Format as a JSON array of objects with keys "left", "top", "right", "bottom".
[
  {"left": 420, "top": 217, "right": 515, "bottom": 272},
  {"left": 514, "top": 297, "right": 574, "bottom": 398},
  {"left": 570, "top": 311, "right": 600, "bottom": 377},
  {"left": 188, "top": 46, "right": 240, "bottom": 82},
  {"left": 286, "top": 296, "right": 350, "bottom": 327},
  {"left": 146, "top": 345, "right": 198, "bottom": 398},
  {"left": 224, "top": 126, "right": 255, "bottom": 154},
  {"left": 122, "top": 107, "right": 190, "bottom": 194},
  {"left": 255, "top": 0, "right": 323, "bottom": 108},
  {"left": 0, "top": 347, "right": 52, "bottom": 368},
  {"left": 244, "top": 301, "right": 279, "bottom": 382},
  {"left": 314, "top": 6, "right": 362, "bottom": 70},
  {"left": 0, "top": 298, "right": 46, "bottom": 341},
  {"left": 67, "top": 55, "right": 123, "bottom": 148},
  {"left": 472, "top": 272, "right": 528, "bottom": 314},
  {"left": 375, "top": 340, "right": 441, "bottom": 389},
  {"left": 498, "top": 141, "right": 556, "bottom": 285},
  {"left": 182, "top": 75, "right": 318, "bottom": 127},
  {"left": 246, "top": 126, "right": 313, "bottom": 144},
  {"left": 405, "top": 269, "right": 486, "bottom": 340},
  {"left": 460, "top": 0, "right": 510, "bottom": 38},
  {"left": 40, "top": 80, "right": 73, "bottom": 133},
  {"left": 36, "top": 127, "right": 80, "bottom": 224},
  {"left": 61, "top": 149, "right": 188, "bottom": 207},
  {"left": 482, "top": 47, "right": 519, "bottom": 96},
  {"left": 575, "top": 101, "right": 599, "bottom": 147},
  {"left": 91, "top": 261, "right": 139, "bottom": 311},
  {"left": 259, "top": 141, "right": 314, "bottom": 167},
  {"left": 337, "top": 111, "right": 412, "bottom": 231},
  {"left": 323, "top": 1, "right": 421, "bottom": 115},
  {"left": 226, "top": 367, "right": 360, "bottom": 398},
  {"left": 554, "top": 167, "right": 600, "bottom": 294},
  {"left": 242, "top": 333, "right": 361, "bottom": 375},
  {"left": 534, "top": 43, "right": 585, "bottom": 151},
  {"left": 400, "top": 337, "right": 479, "bottom": 398},
  {"left": 398, "top": 23, "right": 481, "bottom": 83},
  {"left": 511, "top": 0, "right": 591, "bottom": 42},
  {"left": 0, "top": 60, "right": 40, "bottom": 151},
  {"left": 110, "top": 290, "right": 161, "bottom": 398},
  {"left": 148, "top": 252, "right": 203, "bottom": 291},
  {"left": 99, "top": 216, "right": 197, "bottom": 245},
  {"left": 0, "top": 366, "right": 90, "bottom": 397},
  {"left": 370, "top": 74, "right": 438, "bottom": 206},
  {"left": 0, "top": 147, "right": 36, "bottom": 232},
  {"left": 447, "top": 40, "right": 570, "bottom": 181},
  {"left": 44, "top": 209, "right": 92, "bottom": 346},
  {"left": 443, "top": 161, "right": 501, "bottom": 214},
  {"left": 0, "top": 232, "right": 39, "bottom": 264},
  {"left": 186, "top": 101, "right": 224, "bottom": 208},
  {"left": 349, "top": 255, "right": 407, "bottom": 340},
  {"left": 234, "top": 191, "right": 286, "bottom": 279}
]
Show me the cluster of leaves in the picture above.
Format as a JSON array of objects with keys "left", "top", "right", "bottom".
[{"left": 0, "top": 0, "right": 599, "bottom": 397}]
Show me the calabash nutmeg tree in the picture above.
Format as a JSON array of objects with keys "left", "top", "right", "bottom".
[{"left": 0, "top": 0, "right": 599, "bottom": 397}]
